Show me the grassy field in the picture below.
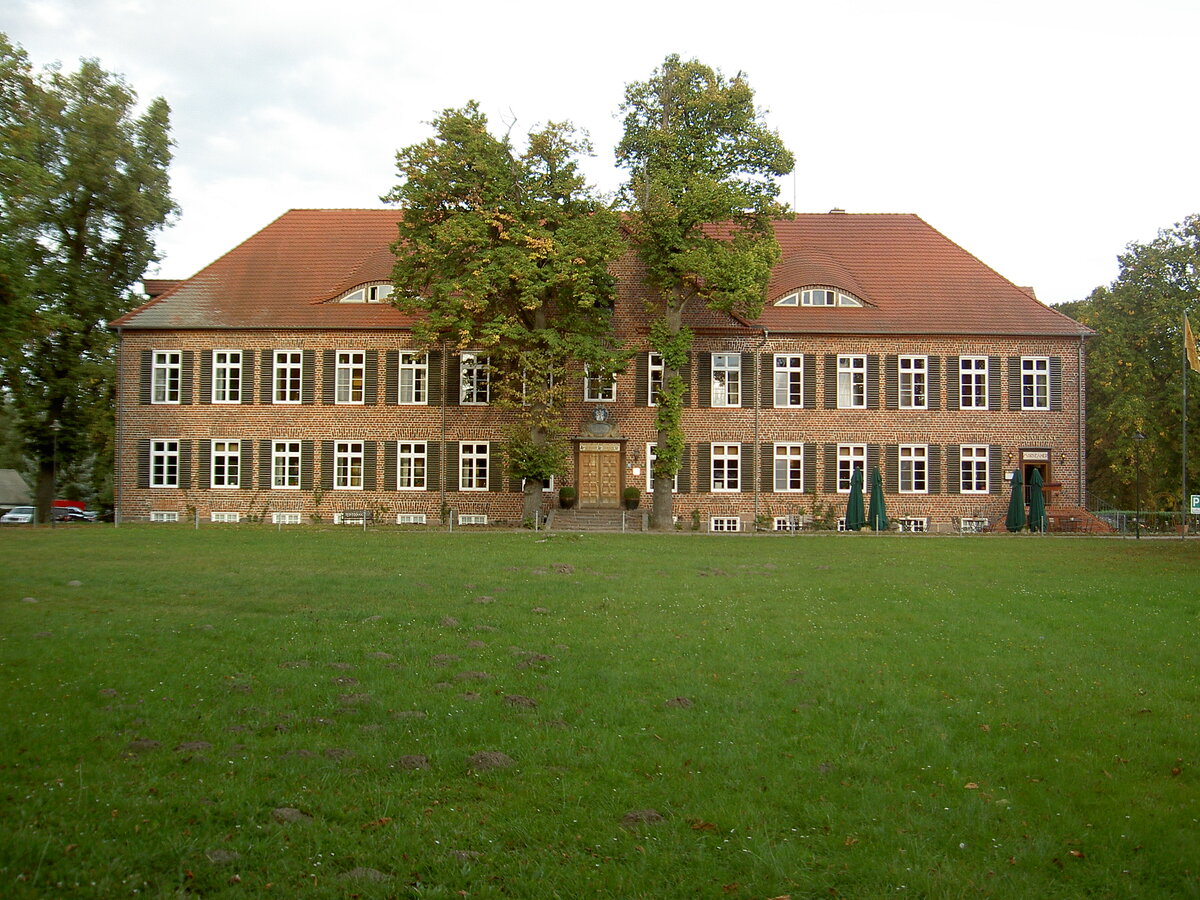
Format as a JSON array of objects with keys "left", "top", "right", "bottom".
[{"left": 1, "top": 527, "right": 1197, "bottom": 898}]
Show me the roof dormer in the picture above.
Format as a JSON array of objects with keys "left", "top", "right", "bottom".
[{"left": 336, "top": 282, "right": 393, "bottom": 303}]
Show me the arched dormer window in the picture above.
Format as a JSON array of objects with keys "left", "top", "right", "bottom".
[
  {"left": 775, "top": 288, "right": 863, "bottom": 308},
  {"left": 338, "top": 283, "right": 394, "bottom": 303}
]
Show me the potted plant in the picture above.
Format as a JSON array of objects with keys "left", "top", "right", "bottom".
[
  {"left": 558, "top": 485, "right": 577, "bottom": 509},
  {"left": 622, "top": 486, "right": 641, "bottom": 510}
]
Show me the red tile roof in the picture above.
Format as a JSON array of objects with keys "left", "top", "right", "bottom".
[{"left": 113, "top": 208, "right": 1089, "bottom": 338}]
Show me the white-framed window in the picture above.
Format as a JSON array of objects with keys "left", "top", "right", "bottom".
[
  {"left": 960, "top": 517, "right": 988, "bottom": 533},
  {"left": 152, "top": 351, "right": 181, "bottom": 404},
  {"left": 648, "top": 352, "right": 664, "bottom": 406},
  {"left": 272, "top": 511, "right": 302, "bottom": 525},
  {"left": 396, "top": 513, "right": 427, "bottom": 525},
  {"left": 339, "top": 283, "right": 393, "bottom": 303},
  {"left": 645, "top": 443, "right": 678, "bottom": 493},
  {"left": 272, "top": 441, "right": 301, "bottom": 489},
  {"left": 898, "top": 517, "right": 928, "bottom": 533},
  {"left": 150, "top": 440, "right": 180, "bottom": 488},
  {"left": 711, "top": 353, "right": 741, "bottom": 407},
  {"left": 711, "top": 443, "right": 741, "bottom": 492},
  {"left": 837, "top": 355, "right": 867, "bottom": 408},
  {"left": 899, "top": 444, "right": 928, "bottom": 493},
  {"left": 458, "top": 514, "right": 488, "bottom": 525},
  {"left": 335, "top": 351, "right": 365, "bottom": 404},
  {"left": 584, "top": 366, "right": 616, "bottom": 402},
  {"left": 150, "top": 510, "right": 179, "bottom": 523},
  {"left": 960, "top": 357, "right": 988, "bottom": 409},
  {"left": 398, "top": 352, "right": 428, "bottom": 404},
  {"left": 459, "top": 442, "right": 489, "bottom": 490},
  {"left": 210, "top": 440, "right": 241, "bottom": 488},
  {"left": 1022, "top": 357, "right": 1050, "bottom": 409},
  {"left": 899, "top": 356, "right": 927, "bottom": 410},
  {"left": 396, "top": 441, "right": 427, "bottom": 490},
  {"left": 212, "top": 350, "right": 242, "bottom": 403},
  {"left": 773, "top": 515, "right": 804, "bottom": 531},
  {"left": 334, "top": 441, "right": 365, "bottom": 490},
  {"left": 274, "top": 350, "right": 303, "bottom": 404},
  {"left": 710, "top": 517, "right": 741, "bottom": 532},
  {"left": 460, "top": 353, "right": 490, "bottom": 405},
  {"left": 960, "top": 444, "right": 990, "bottom": 494},
  {"left": 773, "top": 443, "right": 805, "bottom": 492},
  {"left": 774, "top": 355, "right": 805, "bottom": 407},
  {"left": 778, "top": 289, "right": 863, "bottom": 307},
  {"left": 837, "top": 444, "right": 866, "bottom": 493},
  {"left": 211, "top": 511, "right": 241, "bottom": 523},
  {"left": 521, "top": 476, "right": 556, "bottom": 493}
]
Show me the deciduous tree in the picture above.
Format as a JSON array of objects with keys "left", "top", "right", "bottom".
[
  {"left": 1063, "top": 214, "right": 1200, "bottom": 510},
  {"left": 386, "top": 103, "right": 628, "bottom": 522},
  {"left": 0, "top": 34, "right": 176, "bottom": 522},
  {"left": 616, "top": 55, "right": 794, "bottom": 529}
]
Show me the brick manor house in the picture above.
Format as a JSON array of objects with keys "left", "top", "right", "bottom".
[{"left": 111, "top": 208, "right": 1091, "bottom": 531}]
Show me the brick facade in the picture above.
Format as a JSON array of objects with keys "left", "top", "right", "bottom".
[{"left": 111, "top": 209, "right": 1090, "bottom": 530}]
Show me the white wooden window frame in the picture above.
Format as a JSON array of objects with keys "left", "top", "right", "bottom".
[
  {"left": 334, "top": 441, "right": 365, "bottom": 490},
  {"left": 899, "top": 444, "right": 928, "bottom": 494},
  {"left": 460, "top": 353, "right": 490, "bottom": 405},
  {"left": 459, "top": 442, "right": 489, "bottom": 491},
  {"left": 150, "top": 440, "right": 180, "bottom": 488},
  {"left": 898, "top": 355, "right": 927, "bottom": 410},
  {"left": 272, "top": 440, "right": 301, "bottom": 490},
  {"left": 647, "top": 352, "right": 664, "bottom": 407},
  {"left": 774, "top": 354, "right": 804, "bottom": 408},
  {"left": 210, "top": 439, "right": 241, "bottom": 489},
  {"left": 398, "top": 352, "right": 428, "bottom": 405},
  {"left": 1022, "top": 357, "right": 1050, "bottom": 409},
  {"left": 584, "top": 366, "right": 616, "bottom": 402},
  {"left": 773, "top": 442, "right": 805, "bottom": 492},
  {"left": 711, "top": 443, "right": 741, "bottom": 493},
  {"left": 273, "top": 350, "right": 303, "bottom": 404},
  {"left": 335, "top": 351, "right": 366, "bottom": 405},
  {"left": 396, "top": 441, "right": 427, "bottom": 490},
  {"left": 711, "top": 353, "right": 741, "bottom": 407},
  {"left": 837, "top": 355, "right": 867, "bottom": 409},
  {"left": 212, "top": 350, "right": 242, "bottom": 404},
  {"left": 960, "top": 356, "right": 988, "bottom": 409},
  {"left": 645, "top": 443, "right": 678, "bottom": 494},
  {"left": 151, "top": 351, "right": 181, "bottom": 404},
  {"left": 837, "top": 444, "right": 866, "bottom": 493},
  {"left": 960, "top": 444, "right": 989, "bottom": 494}
]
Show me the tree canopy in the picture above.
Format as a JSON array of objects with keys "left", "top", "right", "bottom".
[
  {"left": 615, "top": 54, "right": 794, "bottom": 529},
  {"left": 385, "top": 103, "right": 628, "bottom": 520},
  {"left": 1061, "top": 214, "right": 1200, "bottom": 511},
  {"left": 0, "top": 34, "right": 177, "bottom": 521}
]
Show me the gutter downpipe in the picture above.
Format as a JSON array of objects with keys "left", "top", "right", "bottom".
[
  {"left": 754, "top": 329, "right": 769, "bottom": 528},
  {"left": 1078, "top": 334, "right": 1086, "bottom": 509},
  {"left": 114, "top": 328, "right": 122, "bottom": 527}
]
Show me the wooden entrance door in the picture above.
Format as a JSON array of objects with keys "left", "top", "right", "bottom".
[{"left": 578, "top": 443, "right": 621, "bottom": 508}]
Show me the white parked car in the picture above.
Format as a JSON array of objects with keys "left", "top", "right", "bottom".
[{"left": 1, "top": 506, "right": 35, "bottom": 523}]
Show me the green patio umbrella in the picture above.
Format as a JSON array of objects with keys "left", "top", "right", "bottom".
[
  {"left": 1005, "top": 468, "right": 1025, "bottom": 532},
  {"left": 1028, "top": 468, "right": 1047, "bottom": 533},
  {"left": 867, "top": 466, "right": 888, "bottom": 531},
  {"left": 844, "top": 467, "right": 866, "bottom": 532}
]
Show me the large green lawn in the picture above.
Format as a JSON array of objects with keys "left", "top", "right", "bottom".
[{"left": 1, "top": 527, "right": 1197, "bottom": 898}]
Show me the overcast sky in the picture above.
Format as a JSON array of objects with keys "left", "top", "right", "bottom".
[{"left": 9, "top": 0, "right": 1199, "bottom": 305}]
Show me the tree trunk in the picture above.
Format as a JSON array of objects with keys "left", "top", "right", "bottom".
[
  {"left": 522, "top": 476, "right": 544, "bottom": 524},
  {"left": 651, "top": 469, "right": 674, "bottom": 530},
  {"left": 36, "top": 459, "right": 55, "bottom": 525}
]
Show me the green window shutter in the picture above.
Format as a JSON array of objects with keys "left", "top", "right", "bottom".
[
  {"left": 677, "top": 444, "right": 691, "bottom": 494},
  {"left": 446, "top": 355, "right": 461, "bottom": 406},
  {"left": 697, "top": 353, "right": 712, "bottom": 407},
  {"left": 137, "top": 439, "right": 150, "bottom": 487},
  {"left": 987, "top": 357, "right": 1001, "bottom": 410},
  {"left": 947, "top": 445, "right": 961, "bottom": 494},
  {"left": 424, "top": 441, "right": 439, "bottom": 492},
  {"left": 803, "top": 443, "right": 816, "bottom": 493},
  {"left": 741, "top": 442, "right": 754, "bottom": 492},
  {"left": 741, "top": 353, "right": 755, "bottom": 407},
  {"left": 300, "top": 442, "right": 314, "bottom": 491},
  {"left": 1049, "top": 357, "right": 1062, "bottom": 410},
  {"left": 139, "top": 351, "right": 152, "bottom": 404},
  {"left": 866, "top": 355, "right": 880, "bottom": 409},
  {"left": 178, "top": 441, "right": 192, "bottom": 489},
  {"left": 364, "top": 351, "right": 379, "bottom": 405},
  {"left": 199, "top": 351, "right": 213, "bottom": 405},
  {"left": 383, "top": 442, "right": 397, "bottom": 491},
  {"left": 363, "top": 441, "right": 377, "bottom": 491},
  {"left": 802, "top": 355, "right": 816, "bottom": 408},
  {"left": 427, "top": 350, "right": 443, "bottom": 404},
  {"left": 385, "top": 351, "right": 399, "bottom": 405},
  {"left": 927, "top": 357, "right": 941, "bottom": 409},
  {"left": 760, "top": 442, "right": 773, "bottom": 493},
  {"left": 320, "top": 441, "right": 334, "bottom": 491},
  {"left": 823, "top": 355, "right": 837, "bottom": 409},
  {"left": 823, "top": 444, "right": 837, "bottom": 493},
  {"left": 884, "top": 354, "right": 899, "bottom": 410},
  {"left": 301, "top": 350, "right": 316, "bottom": 405},
  {"left": 444, "top": 442, "right": 459, "bottom": 491},
  {"left": 1007, "top": 357, "right": 1021, "bottom": 410},
  {"left": 179, "top": 351, "right": 194, "bottom": 405},
  {"left": 260, "top": 350, "right": 274, "bottom": 404},
  {"left": 760, "top": 357, "right": 774, "bottom": 409},
  {"left": 198, "top": 441, "right": 212, "bottom": 489},
  {"left": 989, "top": 445, "right": 1003, "bottom": 494},
  {"left": 867, "top": 444, "right": 880, "bottom": 476},
  {"left": 488, "top": 442, "right": 502, "bottom": 492},
  {"left": 945, "top": 357, "right": 960, "bottom": 409},
  {"left": 258, "top": 440, "right": 272, "bottom": 489},
  {"left": 885, "top": 445, "right": 899, "bottom": 493},
  {"left": 696, "top": 444, "right": 711, "bottom": 493},
  {"left": 635, "top": 352, "right": 649, "bottom": 407},
  {"left": 322, "top": 350, "right": 336, "bottom": 404},
  {"left": 927, "top": 445, "right": 941, "bottom": 494}
]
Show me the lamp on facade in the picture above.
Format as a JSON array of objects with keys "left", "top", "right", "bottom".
[{"left": 1134, "top": 431, "right": 1146, "bottom": 539}]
